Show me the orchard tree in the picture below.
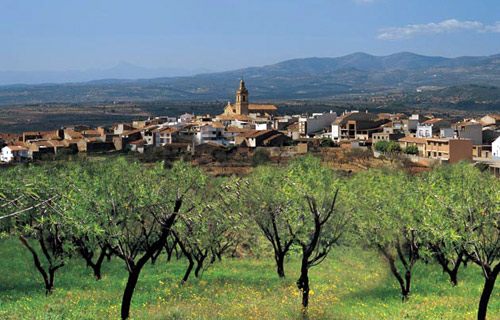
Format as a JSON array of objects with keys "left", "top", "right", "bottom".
[
  {"left": 0, "top": 166, "right": 25, "bottom": 234},
  {"left": 243, "top": 166, "right": 298, "bottom": 278},
  {"left": 174, "top": 177, "right": 243, "bottom": 282},
  {"left": 418, "top": 165, "right": 467, "bottom": 286},
  {"left": 71, "top": 158, "right": 205, "bottom": 320},
  {"left": 2, "top": 165, "right": 74, "bottom": 295},
  {"left": 283, "top": 156, "right": 350, "bottom": 311},
  {"left": 424, "top": 163, "right": 500, "bottom": 320},
  {"left": 350, "top": 169, "right": 422, "bottom": 301},
  {"left": 63, "top": 161, "right": 116, "bottom": 280}
]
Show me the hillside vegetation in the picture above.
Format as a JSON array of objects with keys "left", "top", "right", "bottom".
[{"left": 1, "top": 52, "right": 499, "bottom": 105}]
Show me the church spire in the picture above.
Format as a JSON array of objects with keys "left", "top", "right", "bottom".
[{"left": 235, "top": 79, "right": 249, "bottom": 115}]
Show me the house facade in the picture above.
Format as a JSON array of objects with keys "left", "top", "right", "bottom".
[
  {"left": 0, "top": 146, "right": 29, "bottom": 162},
  {"left": 493, "top": 137, "right": 500, "bottom": 160},
  {"left": 298, "top": 112, "right": 337, "bottom": 137}
]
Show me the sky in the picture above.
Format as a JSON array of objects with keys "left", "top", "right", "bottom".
[{"left": 1, "top": 0, "right": 499, "bottom": 73}]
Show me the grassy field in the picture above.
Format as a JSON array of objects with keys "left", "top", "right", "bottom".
[{"left": 0, "top": 239, "right": 498, "bottom": 320}]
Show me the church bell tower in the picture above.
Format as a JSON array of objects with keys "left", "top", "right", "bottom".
[{"left": 235, "top": 79, "right": 249, "bottom": 115}]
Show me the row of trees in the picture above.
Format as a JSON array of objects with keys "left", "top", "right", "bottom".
[{"left": 1, "top": 157, "right": 499, "bottom": 320}]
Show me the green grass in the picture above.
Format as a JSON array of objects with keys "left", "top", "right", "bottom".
[{"left": 0, "top": 239, "right": 499, "bottom": 320}]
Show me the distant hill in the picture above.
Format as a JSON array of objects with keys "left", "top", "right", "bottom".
[
  {"left": 0, "top": 63, "right": 213, "bottom": 86},
  {"left": 415, "top": 85, "right": 500, "bottom": 102},
  {"left": 1, "top": 52, "right": 499, "bottom": 105}
]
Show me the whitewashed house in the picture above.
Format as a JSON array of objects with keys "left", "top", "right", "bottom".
[
  {"left": 0, "top": 146, "right": 29, "bottom": 163},
  {"left": 193, "top": 123, "right": 230, "bottom": 146},
  {"left": 492, "top": 136, "right": 500, "bottom": 160},
  {"left": 299, "top": 111, "right": 337, "bottom": 137},
  {"left": 154, "top": 127, "right": 179, "bottom": 147}
]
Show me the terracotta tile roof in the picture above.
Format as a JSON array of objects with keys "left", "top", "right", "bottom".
[
  {"left": 49, "top": 140, "right": 65, "bottom": 147},
  {"left": 216, "top": 114, "right": 254, "bottom": 121},
  {"left": 182, "top": 123, "right": 198, "bottom": 129},
  {"left": 377, "top": 113, "right": 392, "bottom": 119},
  {"left": 210, "top": 121, "right": 225, "bottom": 128},
  {"left": 226, "top": 104, "right": 277, "bottom": 113},
  {"left": 23, "top": 131, "right": 43, "bottom": 136},
  {"left": 64, "top": 130, "right": 85, "bottom": 139},
  {"left": 249, "top": 104, "right": 277, "bottom": 111},
  {"left": 421, "top": 118, "right": 443, "bottom": 125},
  {"left": 454, "top": 121, "right": 481, "bottom": 127},
  {"left": 4, "top": 145, "right": 28, "bottom": 151},
  {"left": 41, "top": 133, "right": 61, "bottom": 140},
  {"left": 0, "top": 133, "right": 22, "bottom": 141},
  {"left": 153, "top": 127, "right": 179, "bottom": 133},
  {"left": 238, "top": 129, "right": 275, "bottom": 139},
  {"left": 142, "top": 125, "right": 159, "bottom": 131},
  {"left": 33, "top": 141, "right": 54, "bottom": 148},
  {"left": 225, "top": 127, "right": 250, "bottom": 133},
  {"left": 122, "top": 129, "right": 142, "bottom": 136},
  {"left": 399, "top": 137, "right": 427, "bottom": 143},
  {"left": 82, "top": 130, "right": 103, "bottom": 136},
  {"left": 86, "top": 137, "right": 103, "bottom": 142}
]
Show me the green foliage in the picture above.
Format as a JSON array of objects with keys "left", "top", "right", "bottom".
[
  {"left": 386, "top": 141, "right": 401, "bottom": 153},
  {"left": 405, "top": 145, "right": 419, "bottom": 155},
  {"left": 2, "top": 157, "right": 500, "bottom": 318},
  {"left": 374, "top": 140, "right": 401, "bottom": 154},
  {"left": 319, "top": 138, "right": 336, "bottom": 147},
  {"left": 250, "top": 149, "right": 270, "bottom": 167},
  {"left": 374, "top": 140, "right": 389, "bottom": 153}
]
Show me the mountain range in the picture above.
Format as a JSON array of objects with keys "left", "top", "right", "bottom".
[
  {"left": 0, "top": 62, "right": 212, "bottom": 86},
  {"left": 1, "top": 52, "right": 499, "bottom": 105}
]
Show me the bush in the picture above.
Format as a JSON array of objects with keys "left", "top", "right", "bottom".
[
  {"left": 374, "top": 140, "right": 401, "bottom": 154},
  {"left": 251, "top": 149, "right": 271, "bottom": 167},
  {"left": 319, "top": 138, "right": 336, "bottom": 147},
  {"left": 386, "top": 141, "right": 401, "bottom": 153},
  {"left": 374, "top": 141, "right": 389, "bottom": 153},
  {"left": 405, "top": 145, "right": 419, "bottom": 155}
]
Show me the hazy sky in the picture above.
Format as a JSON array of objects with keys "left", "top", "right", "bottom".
[{"left": 1, "top": 0, "right": 499, "bottom": 72}]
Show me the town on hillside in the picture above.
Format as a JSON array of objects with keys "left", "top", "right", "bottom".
[{"left": 1, "top": 80, "right": 500, "bottom": 176}]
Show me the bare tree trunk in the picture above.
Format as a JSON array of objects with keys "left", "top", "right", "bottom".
[
  {"left": 380, "top": 247, "right": 410, "bottom": 301},
  {"left": 120, "top": 200, "right": 182, "bottom": 319},
  {"left": 433, "top": 246, "right": 463, "bottom": 286},
  {"left": 297, "top": 256, "right": 310, "bottom": 311},
  {"left": 19, "top": 234, "right": 63, "bottom": 295},
  {"left": 477, "top": 265, "right": 500, "bottom": 320},
  {"left": 121, "top": 267, "right": 140, "bottom": 320},
  {"left": 150, "top": 246, "right": 163, "bottom": 265},
  {"left": 194, "top": 253, "right": 207, "bottom": 278},
  {"left": 276, "top": 254, "right": 286, "bottom": 278},
  {"left": 173, "top": 233, "right": 194, "bottom": 282},
  {"left": 79, "top": 245, "right": 107, "bottom": 280}
]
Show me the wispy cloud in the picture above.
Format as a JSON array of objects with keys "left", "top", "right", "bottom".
[{"left": 377, "top": 19, "right": 500, "bottom": 40}]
